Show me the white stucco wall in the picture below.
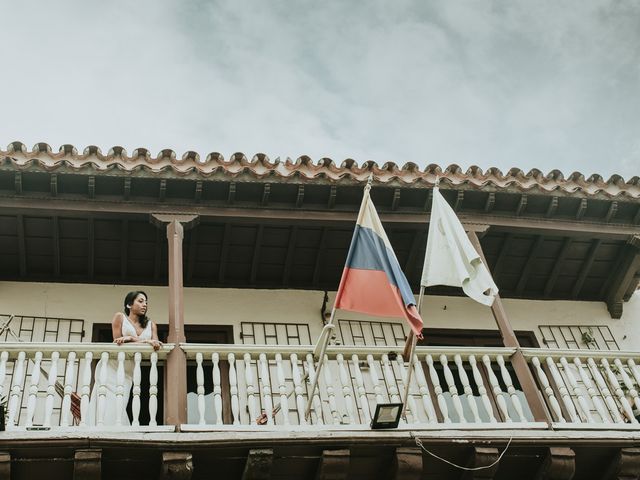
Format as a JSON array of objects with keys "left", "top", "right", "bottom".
[{"left": 1, "top": 281, "right": 638, "bottom": 350}]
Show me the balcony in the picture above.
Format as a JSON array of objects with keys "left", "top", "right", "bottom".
[{"left": 1, "top": 342, "right": 639, "bottom": 432}]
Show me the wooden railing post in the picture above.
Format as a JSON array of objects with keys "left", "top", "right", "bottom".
[
  {"left": 152, "top": 213, "right": 198, "bottom": 429},
  {"left": 467, "top": 229, "right": 553, "bottom": 425}
]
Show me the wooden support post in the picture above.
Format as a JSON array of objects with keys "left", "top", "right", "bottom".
[
  {"left": 0, "top": 452, "right": 10, "bottom": 480},
  {"left": 462, "top": 447, "right": 499, "bottom": 479},
  {"left": 242, "top": 449, "right": 273, "bottom": 480},
  {"left": 534, "top": 447, "right": 576, "bottom": 480},
  {"left": 152, "top": 214, "right": 198, "bottom": 428},
  {"left": 73, "top": 449, "right": 102, "bottom": 480},
  {"left": 316, "top": 449, "right": 350, "bottom": 480},
  {"left": 467, "top": 230, "right": 553, "bottom": 425},
  {"left": 391, "top": 447, "right": 422, "bottom": 480},
  {"left": 159, "top": 452, "right": 193, "bottom": 480},
  {"left": 604, "top": 448, "right": 640, "bottom": 480}
]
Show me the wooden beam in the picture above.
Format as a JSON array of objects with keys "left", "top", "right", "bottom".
[
  {"left": 328, "top": 185, "right": 337, "bottom": 209},
  {"left": 543, "top": 237, "right": 572, "bottom": 298},
  {"left": 227, "top": 182, "right": 236, "bottom": 204},
  {"left": 516, "top": 194, "right": 528, "bottom": 216},
  {"left": 423, "top": 189, "right": 433, "bottom": 212},
  {"left": 242, "top": 449, "right": 273, "bottom": 480},
  {"left": 491, "top": 233, "right": 513, "bottom": 278},
  {"left": 14, "top": 172, "right": 22, "bottom": 194},
  {"left": 316, "top": 449, "right": 350, "bottom": 480},
  {"left": 87, "top": 218, "right": 94, "bottom": 280},
  {"left": 73, "top": 449, "right": 101, "bottom": 480},
  {"left": 534, "top": 447, "right": 575, "bottom": 480},
  {"left": 575, "top": 198, "right": 587, "bottom": 220},
  {"left": 154, "top": 227, "right": 162, "bottom": 281},
  {"left": 0, "top": 452, "right": 10, "bottom": 480},
  {"left": 392, "top": 188, "right": 401, "bottom": 211},
  {"left": 454, "top": 190, "right": 464, "bottom": 212},
  {"left": 218, "top": 223, "right": 232, "bottom": 283},
  {"left": 50, "top": 173, "right": 58, "bottom": 197},
  {"left": 516, "top": 235, "right": 545, "bottom": 295},
  {"left": 634, "top": 205, "right": 640, "bottom": 225},
  {"left": 194, "top": 181, "right": 202, "bottom": 203},
  {"left": 390, "top": 447, "right": 422, "bottom": 480},
  {"left": 484, "top": 193, "right": 495, "bottom": 213},
  {"left": 250, "top": 225, "right": 264, "bottom": 284},
  {"left": 261, "top": 183, "right": 271, "bottom": 206},
  {"left": 546, "top": 196, "right": 559, "bottom": 218},
  {"left": 606, "top": 236, "right": 640, "bottom": 319},
  {"left": 159, "top": 179, "right": 167, "bottom": 202},
  {"left": 605, "top": 201, "right": 618, "bottom": 223},
  {"left": 462, "top": 447, "right": 499, "bottom": 479},
  {"left": 403, "top": 229, "right": 426, "bottom": 282},
  {"left": 2, "top": 196, "right": 639, "bottom": 238},
  {"left": 312, "top": 227, "right": 329, "bottom": 287},
  {"left": 52, "top": 216, "right": 60, "bottom": 277},
  {"left": 296, "top": 184, "right": 305, "bottom": 208},
  {"left": 282, "top": 226, "right": 298, "bottom": 286},
  {"left": 159, "top": 452, "right": 193, "bottom": 480},
  {"left": 120, "top": 219, "right": 128, "bottom": 281},
  {"left": 571, "top": 239, "right": 601, "bottom": 299},
  {"left": 603, "top": 447, "right": 640, "bottom": 480},
  {"left": 123, "top": 177, "right": 131, "bottom": 200},
  {"left": 88, "top": 176, "right": 95, "bottom": 199},
  {"left": 16, "top": 214, "right": 26, "bottom": 277}
]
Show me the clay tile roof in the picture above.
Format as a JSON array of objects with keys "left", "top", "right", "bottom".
[{"left": 1, "top": 141, "right": 639, "bottom": 200}]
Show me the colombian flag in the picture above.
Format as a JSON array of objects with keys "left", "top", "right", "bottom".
[{"left": 334, "top": 185, "right": 423, "bottom": 337}]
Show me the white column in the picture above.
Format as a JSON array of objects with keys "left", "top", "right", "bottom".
[
  {"left": 79, "top": 351, "right": 93, "bottom": 427},
  {"left": 131, "top": 352, "right": 142, "bottom": 426},
  {"left": 498, "top": 355, "right": 527, "bottom": 422},
  {"left": 290, "top": 353, "right": 307, "bottom": 425},
  {"left": 454, "top": 354, "right": 480, "bottom": 423},
  {"left": 212, "top": 353, "right": 223, "bottom": 426},
  {"left": 426, "top": 354, "right": 450, "bottom": 423},
  {"left": 337, "top": 353, "right": 356, "bottom": 424},
  {"left": 195, "top": 352, "right": 206, "bottom": 425},
  {"left": 482, "top": 355, "right": 511, "bottom": 422},
  {"left": 149, "top": 351, "right": 159, "bottom": 426},
  {"left": 545, "top": 356, "right": 578, "bottom": 422},
  {"left": 440, "top": 354, "right": 465, "bottom": 423},
  {"left": 115, "top": 351, "right": 126, "bottom": 427},
  {"left": 258, "top": 353, "right": 274, "bottom": 425},
  {"left": 275, "top": 353, "right": 290, "bottom": 425},
  {"left": 305, "top": 353, "right": 324, "bottom": 425},
  {"left": 351, "top": 354, "right": 371, "bottom": 423},
  {"left": 412, "top": 353, "right": 437, "bottom": 423},
  {"left": 25, "top": 351, "right": 43, "bottom": 427},
  {"left": 43, "top": 351, "right": 60, "bottom": 428},
  {"left": 228, "top": 353, "right": 240, "bottom": 425},
  {"left": 560, "top": 357, "right": 592, "bottom": 423},
  {"left": 574, "top": 357, "right": 609, "bottom": 423},
  {"left": 60, "top": 351, "right": 77, "bottom": 427},
  {"left": 96, "top": 352, "right": 109, "bottom": 426},
  {"left": 469, "top": 355, "right": 496, "bottom": 423}
]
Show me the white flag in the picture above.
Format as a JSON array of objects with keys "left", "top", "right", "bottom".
[{"left": 421, "top": 187, "right": 498, "bottom": 306}]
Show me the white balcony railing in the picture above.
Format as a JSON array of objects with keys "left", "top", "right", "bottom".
[
  {"left": 0, "top": 342, "right": 173, "bottom": 431},
  {"left": 180, "top": 344, "right": 537, "bottom": 430}
]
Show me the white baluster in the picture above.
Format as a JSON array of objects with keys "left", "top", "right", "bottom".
[
  {"left": 96, "top": 352, "right": 109, "bottom": 426},
  {"left": 7, "top": 351, "right": 26, "bottom": 428},
  {"left": 26, "top": 351, "right": 43, "bottom": 427},
  {"left": 305, "top": 353, "right": 324, "bottom": 425},
  {"left": 115, "top": 351, "right": 126, "bottom": 426},
  {"left": 290, "top": 354, "right": 307, "bottom": 425},
  {"left": 322, "top": 354, "right": 340, "bottom": 424},
  {"left": 367, "top": 354, "right": 385, "bottom": 406},
  {"left": 628, "top": 359, "right": 640, "bottom": 390},
  {"left": 559, "top": 357, "right": 592, "bottom": 423},
  {"left": 498, "top": 355, "right": 527, "bottom": 422},
  {"left": 546, "top": 357, "right": 578, "bottom": 422},
  {"left": 454, "top": 354, "right": 480, "bottom": 423},
  {"left": 574, "top": 357, "right": 609, "bottom": 423},
  {"left": 43, "top": 351, "right": 60, "bottom": 427},
  {"left": 149, "top": 351, "right": 158, "bottom": 426},
  {"left": 412, "top": 354, "right": 437, "bottom": 423},
  {"left": 244, "top": 353, "right": 259, "bottom": 424},
  {"left": 601, "top": 358, "right": 636, "bottom": 423},
  {"left": 228, "top": 353, "right": 240, "bottom": 425},
  {"left": 258, "top": 353, "right": 274, "bottom": 425},
  {"left": 426, "top": 354, "right": 450, "bottom": 423},
  {"left": 587, "top": 357, "right": 622, "bottom": 423},
  {"left": 351, "top": 354, "right": 371, "bottom": 423},
  {"left": 395, "top": 354, "right": 420, "bottom": 424},
  {"left": 212, "top": 353, "right": 223, "bottom": 425},
  {"left": 482, "top": 355, "right": 510, "bottom": 422},
  {"left": 131, "top": 352, "right": 142, "bottom": 426},
  {"left": 79, "top": 351, "right": 93, "bottom": 427},
  {"left": 469, "top": 355, "right": 496, "bottom": 423},
  {"left": 0, "top": 352, "right": 8, "bottom": 405},
  {"left": 195, "top": 352, "right": 206, "bottom": 425},
  {"left": 531, "top": 356, "right": 564, "bottom": 422},
  {"left": 60, "top": 351, "right": 77, "bottom": 427},
  {"left": 616, "top": 358, "right": 640, "bottom": 415},
  {"left": 275, "top": 353, "right": 289, "bottom": 425},
  {"left": 440, "top": 354, "right": 466, "bottom": 423},
  {"left": 337, "top": 354, "right": 356, "bottom": 424}
]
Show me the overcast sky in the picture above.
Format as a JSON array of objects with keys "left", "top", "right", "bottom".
[{"left": 1, "top": 0, "right": 638, "bottom": 179}]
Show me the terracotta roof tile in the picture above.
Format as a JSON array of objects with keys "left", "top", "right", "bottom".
[{"left": 1, "top": 141, "right": 639, "bottom": 200}]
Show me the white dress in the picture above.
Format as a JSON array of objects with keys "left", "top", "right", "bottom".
[{"left": 86, "top": 315, "right": 153, "bottom": 426}]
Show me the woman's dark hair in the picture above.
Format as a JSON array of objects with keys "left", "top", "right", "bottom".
[{"left": 123, "top": 291, "right": 150, "bottom": 328}]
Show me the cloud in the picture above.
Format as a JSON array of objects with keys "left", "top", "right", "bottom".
[{"left": 0, "top": 0, "right": 638, "bottom": 179}]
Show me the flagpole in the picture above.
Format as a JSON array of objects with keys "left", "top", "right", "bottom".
[
  {"left": 401, "top": 286, "right": 424, "bottom": 419},
  {"left": 304, "top": 306, "right": 336, "bottom": 420}
]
